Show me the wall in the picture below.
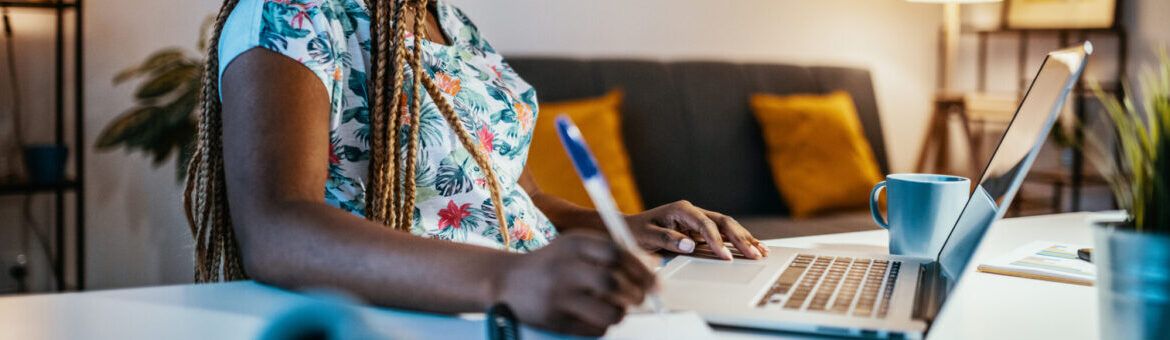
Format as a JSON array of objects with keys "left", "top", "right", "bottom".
[
  {"left": 80, "top": 0, "right": 223, "bottom": 289},
  {"left": 1125, "top": 0, "right": 1170, "bottom": 75},
  {"left": 32, "top": 0, "right": 1154, "bottom": 290},
  {"left": 449, "top": 0, "right": 943, "bottom": 172}
]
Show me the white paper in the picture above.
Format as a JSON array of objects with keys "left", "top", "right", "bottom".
[
  {"left": 978, "top": 241, "right": 1095, "bottom": 284},
  {"left": 603, "top": 312, "right": 714, "bottom": 340}
]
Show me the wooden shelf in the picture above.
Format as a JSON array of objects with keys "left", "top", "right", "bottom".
[
  {"left": 965, "top": 27, "right": 1124, "bottom": 35},
  {"left": 0, "top": 180, "right": 79, "bottom": 195},
  {"left": 0, "top": 1, "right": 76, "bottom": 9},
  {"left": 0, "top": 0, "right": 85, "bottom": 293}
]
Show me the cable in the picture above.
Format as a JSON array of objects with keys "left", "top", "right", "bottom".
[{"left": 3, "top": 7, "right": 24, "bottom": 147}]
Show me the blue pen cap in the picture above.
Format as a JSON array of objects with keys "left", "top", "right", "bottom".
[{"left": 555, "top": 115, "right": 601, "bottom": 179}]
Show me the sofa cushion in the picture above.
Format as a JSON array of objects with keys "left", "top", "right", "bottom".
[
  {"left": 751, "top": 91, "right": 884, "bottom": 218},
  {"left": 529, "top": 90, "right": 645, "bottom": 214},
  {"left": 507, "top": 57, "right": 889, "bottom": 217}
]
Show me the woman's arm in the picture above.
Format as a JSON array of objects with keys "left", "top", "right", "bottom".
[
  {"left": 220, "top": 49, "right": 653, "bottom": 336},
  {"left": 521, "top": 170, "right": 770, "bottom": 260},
  {"left": 221, "top": 48, "right": 511, "bottom": 313}
]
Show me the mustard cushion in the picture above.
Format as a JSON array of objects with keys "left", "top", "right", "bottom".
[
  {"left": 528, "top": 90, "right": 646, "bottom": 214},
  {"left": 751, "top": 91, "right": 883, "bottom": 218}
]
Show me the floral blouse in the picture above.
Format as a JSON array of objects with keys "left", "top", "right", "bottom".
[{"left": 219, "top": 0, "right": 556, "bottom": 251}]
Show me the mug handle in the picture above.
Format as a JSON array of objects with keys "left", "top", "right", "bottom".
[{"left": 870, "top": 181, "right": 889, "bottom": 229}]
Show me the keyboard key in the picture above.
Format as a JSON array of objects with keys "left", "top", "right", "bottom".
[
  {"left": 766, "top": 256, "right": 901, "bottom": 318},
  {"left": 773, "top": 264, "right": 808, "bottom": 295}
]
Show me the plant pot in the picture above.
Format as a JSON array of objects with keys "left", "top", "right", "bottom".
[
  {"left": 1094, "top": 222, "right": 1170, "bottom": 339},
  {"left": 22, "top": 144, "right": 68, "bottom": 185}
]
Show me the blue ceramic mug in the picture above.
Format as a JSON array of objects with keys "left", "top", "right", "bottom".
[{"left": 870, "top": 174, "right": 970, "bottom": 257}]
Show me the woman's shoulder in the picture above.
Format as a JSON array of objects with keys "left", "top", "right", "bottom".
[
  {"left": 435, "top": 1, "right": 496, "bottom": 54},
  {"left": 220, "top": 0, "right": 361, "bottom": 51},
  {"left": 218, "top": 0, "right": 366, "bottom": 95}
]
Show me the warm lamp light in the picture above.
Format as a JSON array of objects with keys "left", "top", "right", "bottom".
[
  {"left": 906, "top": 0, "right": 1001, "bottom": 3},
  {"left": 908, "top": 0, "right": 1002, "bottom": 91}
]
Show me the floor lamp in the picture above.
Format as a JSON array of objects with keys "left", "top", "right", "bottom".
[{"left": 909, "top": 0, "right": 1001, "bottom": 176}]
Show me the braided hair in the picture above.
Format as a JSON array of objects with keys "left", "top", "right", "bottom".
[{"left": 186, "top": 0, "right": 510, "bottom": 282}]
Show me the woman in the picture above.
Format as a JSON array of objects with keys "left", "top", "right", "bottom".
[{"left": 188, "top": 0, "right": 770, "bottom": 335}]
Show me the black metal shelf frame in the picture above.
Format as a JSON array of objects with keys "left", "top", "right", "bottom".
[
  {"left": 2, "top": 0, "right": 84, "bottom": 291},
  {"left": 0, "top": 180, "right": 79, "bottom": 195},
  {"left": 968, "top": 26, "right": 1127, "bottom": 212},
  {"left": 0, "top": 1, "right": 77, "bottom": 9}
]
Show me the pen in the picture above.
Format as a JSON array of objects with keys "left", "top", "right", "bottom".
[
  {"left": 555, "top": 115, "right": 666, "bottom": 314},
  {"left": 1077, "top": 248, "right": 1093, "bottom": 263}
]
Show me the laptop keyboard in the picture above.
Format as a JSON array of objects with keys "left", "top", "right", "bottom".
[{"left": 757, "top": 254, "right": 901, "bottom": 318}]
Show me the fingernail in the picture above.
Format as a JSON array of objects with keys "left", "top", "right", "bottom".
[
  {"left": 721, "top": 246, "right": 734, "bottom": 260},
  {"left": 678, "top": 239, "right": 696, "bottom": 253},
  {"left": 748, "top": 246, "right": 762, "bottom": 259}
]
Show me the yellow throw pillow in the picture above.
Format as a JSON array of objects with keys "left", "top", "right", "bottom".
[
  {"left": 751, "top": 91, "right": 884, "bottom": 218},
  {"left": 528, "top": 90, "right": 646, "bottom": 214}
]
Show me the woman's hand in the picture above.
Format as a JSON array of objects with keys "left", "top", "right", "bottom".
[
  {"left": 493, "top": 231, "right": 656, "bottom": 336},
  {"left": 627, "top": 200, "right": 769, "bottom": 260}
]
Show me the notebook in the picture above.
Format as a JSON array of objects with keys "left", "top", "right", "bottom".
[
  {"left": 976, "top": 241, "right": 1095, "bottom": 286},
  {"left": 604, "top": 312, "right": 714, "bottom": 340}
]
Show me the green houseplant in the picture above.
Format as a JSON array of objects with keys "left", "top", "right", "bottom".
[
  {"left": 95, "top": 20, "right": 211, "bottom": 179},
  {"left": 1088, "top": 51, "right": 1170, "bottom": 339}
]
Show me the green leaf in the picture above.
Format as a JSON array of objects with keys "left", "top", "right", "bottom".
[
  {"left": 149, "top": 133, "right": 175, "bottom": 166},
  {"left": 339, "top": 145, "right": 368, "bottom": 162},
  {"left": 160, "top": 85, "right": 200, "bottom": 125},
  {"left": 341, "top": 107, "right": 367, "bottom": 124},
  {"left": 114, "top": 49, "right": 190, "bottom": 84},
  {"left": 348, "top": 69, "right": 367, "bottom": 100},
  {"left": 100, "top": 15, "right": 209, "bottom": 182},
  {"left": 197, "top": 16, "right": 215, "bottom": 52},
  {"left": 123, "top": 108, "right": 173, "bottom": 150},
  {"left": 95, "top": 106, "right": 160, "bottom": 149},
  {"left": 456, "top": 89, "right": 490, "bottom": 114},
  {"left": 134, "top": 64, "right": 198, "bottom": 100},
  {"left": 435, "top": 157, "right": 473, "bottom": 196}
]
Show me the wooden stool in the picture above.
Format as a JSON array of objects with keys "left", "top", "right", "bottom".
[{"left": 915, "top": 92, "right": 982, "bottom": 178}]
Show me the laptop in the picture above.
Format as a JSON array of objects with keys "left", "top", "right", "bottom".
[{"left": 657, "top": 42, "right": 1092, "bottom": 339}]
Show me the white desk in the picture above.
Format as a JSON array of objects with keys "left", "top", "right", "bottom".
[{"left": 0, "top": 212, "right": 1115, "bottom": 339}]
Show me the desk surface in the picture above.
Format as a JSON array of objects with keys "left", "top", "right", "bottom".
[{"left": 0, "top": 212, "right": 1117, "bottom": 339}]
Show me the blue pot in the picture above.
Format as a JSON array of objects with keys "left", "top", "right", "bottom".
[
  {"left": 1094, "top": 223, "right": 1170, "bottom": 339},
  {"left": 22, "top": 144, "right": 68, "bottom": 185}
]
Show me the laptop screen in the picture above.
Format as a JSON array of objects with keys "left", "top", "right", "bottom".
[{"left": 934, "top": 43, "right": 1091, "bottom": 289}]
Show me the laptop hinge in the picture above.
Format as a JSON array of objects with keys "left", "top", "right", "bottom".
[{"left": 911, "top": 262, "right": 946, "bottom": 322}]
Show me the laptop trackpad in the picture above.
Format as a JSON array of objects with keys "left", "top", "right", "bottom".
[{"left": 669, "top": 260, "right": 765, "bottom": 284}]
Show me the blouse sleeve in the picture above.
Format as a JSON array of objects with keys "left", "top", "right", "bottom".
[{"left": 217, "top": 0, "right": 341, "bottom": 99}]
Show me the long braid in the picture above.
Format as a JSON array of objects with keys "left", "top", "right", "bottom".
[
  {"left": 376, "top": 0, "right": 510, "bottom": 244},
  {"left": 188, "top": 0, "right": 515, "bottom": 283},
  {"left": 374, "top": 0, "right": 410, "bottom": 228},
  {"left": 395, "top": 0, "right": 510, "bottom": 244},
  {"left": 368, "top": 0, "right": 401, "bottom": 226},
  {"left": 365, "top": 0, "right": 389, "bottom": 223},
  {"left": 398, "top": 0, "right": 428, "bottom": 230},
  {"left": 415, "top": 69, "right": 511, "bottom": 247},
  {"left": 186, "top": 0, "right": 242, "bottom": 282},
  {"left": 388, "top": 0, "right": 410, "bottom": 228}
]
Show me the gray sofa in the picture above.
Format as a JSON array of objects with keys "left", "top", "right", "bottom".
[{"left": 508, "top": 57, "right": 885, "bottom": 239}]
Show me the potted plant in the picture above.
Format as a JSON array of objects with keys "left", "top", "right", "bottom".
[
  {"left": 95, "top": 20, "right": 210, "bottom": 179},
  {"left": 1088, "top": 51, "right": 1170, "bottom": 339}
]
